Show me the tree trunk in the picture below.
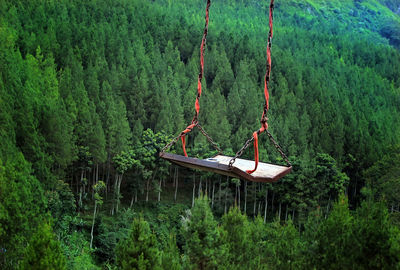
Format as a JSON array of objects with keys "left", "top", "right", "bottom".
[
  {"left": 326, "top": 195, "right": 331, "bottom": 219},
  {"left": 146, "top": 177, "right": 150, "bottom": 202},
  {"left": 235, "top": 184, "right": 238, "bottom": 203},
  {"left": 285, "top": 204, "right": 289, "bottom": 222},
  {"left": 106, "top": 155, "right": 111, "bottom": 196},
  {"left": 244, "top": 181, "right": 247, "bottom": 214},
  {"left": 158, "top": 178, "right": 162, "bottom": 202},
  {"left": 192, "top": 173, "right": 196, "bottom": 207},
  {"left": 91, "top": 165, "right": 94, "bottom": 199},
  {"left": 278, "top": 202, "right": 282, "bottom": 221},
  {"left": 116, "top": 174, "right": 123, "bottom": 213},
  {"left": 198, "top": 178, "right": 202, "bottom": 197},
  {"left": 211, "top": 181, "right": 215, "bottom": 208},
  {"left": 135, "top": 189, "right": 138, "bottom": 203},
  {"left": 219, "top": 177, "right": 222, "bottom": 202},
  {"left": 253, "top": 183, "right": 257, "bottom": 217},
  {"left": 90, "top": 201, "right": 97, "bottom": 249},
  {"left": 172, "top": 166, "right": 175, "bottom": 187},
  {"left": 238, "top": 184, "right": 241, "bottom": 209},
  {"left": 205, "top": 179, "right": 208, "bottom": 196},
  {"left": 264, "top": 188, "right": 268, "bottom": 223},
  {"left": 96, "top": 164, "right": 99, "bottom": 183},
  {"left": 102, "top": 163, "right": 106, "bottom": 189},
  {"left": 224, "top": 176, "right": 228, "bottom": 214},
  {"left": 111, "top": 174, "right": 117, "bottom": 216},
  {"left": 353, "top": 177, "right": 358, "bottom": 198},
  {"left": 174, "top": 168, "right": 178, "bottom": 202},
  {"left": 78, "top": 169, "right": 84, "bottom": 210},
  {"left": 271, "top": 191, "right": 275, "bottom": 215}
]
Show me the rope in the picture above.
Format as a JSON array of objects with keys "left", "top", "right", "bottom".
[
  {"left": 161, "top": 0, "right": 220, "bottom": 157},
  {"left": 180, "top": 0, "right": 211, "bottom": 157},
  {"left": 230, "top": 0, "right": 283, "bottom": 173},
  {"left": 245, "top": 0, "right": 274, "bottom": 173},
  {"left": 195, "top": 0, "right": 211, "bottom": 118}
]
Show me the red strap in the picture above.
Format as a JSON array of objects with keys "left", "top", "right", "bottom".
[
  {"left": 194, "top": 0, "right": 210, "bottom": 117},
  {"left": 246, "top": 125, "right": 267, "bottom": 174},
  {"left": 181, "top": 0, "right": 210, "bottom": 156},
  {"left": 247, "top": 0, "right": 274, "bottom": 174},
  {"left": 180, "top": 122, "right": 197, "bottom": 157},
  {"left": 264, "top": 45, "right": 271, "bottom": 111},
  {"left": 181, "top": 136, "right": 188, "bottom": 157},
  {"left": 264, "top": 0, "right": 273, "bottom": 112},
  {"left": 269, "top": 0, "right": 274, "bottom": 38}
]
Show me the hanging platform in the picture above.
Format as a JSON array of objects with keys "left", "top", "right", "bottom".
[{"left": 160, "top": 152, "right": 291, "bottom": 183}]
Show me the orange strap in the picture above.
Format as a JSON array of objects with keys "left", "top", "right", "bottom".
[
  {"left": 247, "top": 0, "right": 274, "bottom": 175},
  {"left": 246, "top": 124, "right": 267, "bottom": 174},
  {"left": 181, "top": 136, "right": 187, "bottom": 157},
  {"left": 180, "top": 0, "right": 210, "bottom": 156},
  {"left": 181, "top": 123, "right": 197, "bottom": 157}
]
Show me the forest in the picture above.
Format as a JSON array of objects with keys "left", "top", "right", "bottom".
[{"left": 1, "top": 0, "right": 400, "bottom": 269}]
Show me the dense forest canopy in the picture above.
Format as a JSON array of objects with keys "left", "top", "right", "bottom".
[{"left": 1, "top": 0, "right": 400, "bottom": 269}]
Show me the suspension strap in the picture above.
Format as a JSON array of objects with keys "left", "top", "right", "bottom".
[
  {"left": 181, "top": 122, "right": 197, "bottom": 157},
  {"left": 161, "top": 0, "right": 222, "bottom": 157},
  {"left": 246, "top": 0, "right": 274, "bottom": 173},
  {"left": 230, "top": 0, "right": 284, "bottom": 173},
  {"left": 180, "top": 0, "right": 211, "bottom": 156},
  {"left": 194, "top": 0, "right": 210, "bottom": 118}
]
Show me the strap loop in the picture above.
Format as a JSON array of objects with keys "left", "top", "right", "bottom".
[{"left": 180, "top": 122, "right": 197, "bottom": 157}]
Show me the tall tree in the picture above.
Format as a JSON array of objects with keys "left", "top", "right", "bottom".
[
  {"left": 181, "top": 196, "right": 221, "bottom": 270},
  {"left": 20, "top": 222, "right": 66, "bottom": 270},
  {"left": 115, "top": 217, "right": 161, "bottom": 270}
]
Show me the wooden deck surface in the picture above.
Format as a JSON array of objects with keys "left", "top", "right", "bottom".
[{"left": 160, "top": 153, "right": 291, "bottom": 182}]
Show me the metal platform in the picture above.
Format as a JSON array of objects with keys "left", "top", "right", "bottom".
[{"left": 160, "top": 152, "right": 291, "bottom": 182}]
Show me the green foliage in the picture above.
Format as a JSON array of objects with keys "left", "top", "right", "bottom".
[
  {"left": 1, "top": 0, "right": 400, "bottom": 268},
  {"left": 352, "top": 191, "right": 400, "bottom": 269},
  {"left": 303, "top": 194, "right": 400, "bottom": 269},
  {"left": 115, "top": 217, "right": 161, "bottom": 270},
  {"left": 219, "top": 207, "right": 259, "bottom": 269},
  {"left": 94, "top": 209, "right": 136, "bottom": 263},
  {"left": 364, "top": 145, "right": 400, "bottom": 209},
  {"left": 315, "top": 153, "right": 350, "bottom": 204},
  {"left": 304, "top": 195, "right": 356, "bottom": 269},
  {"left": 264, "top": 219, "right": 304, "bottom": 269},
  {"left": 0, "top": 154, "right": 47, "bottom": 269},
  {"left": 181, "top": 196, "right": 221, "bottom": 270},
  {"left": 46, "top": 180, "right": 76, "bottom": 233},
  {"left": 62, "top": 231, "right": 99, "bottom": 270},
  {"left": 20, "top": 222, "right": 66, "bottom": 270},
  {"left": 161, "top": 234, "right": 182, "bottom": 270}
]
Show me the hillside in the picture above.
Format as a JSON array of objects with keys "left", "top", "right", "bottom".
[
  {"left": 1, "top": 0, "right": 400, "bottom": 268},
  {"left": 277, "top": 0, "right": 400, "bottom": 47}
]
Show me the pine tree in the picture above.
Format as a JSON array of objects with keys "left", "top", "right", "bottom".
[
  {"left": 181, "top": 195, "right": 221, "bottom": 270},
  {"left": 161, "top": 234, "right": 182, "bottom": 270},
  {"left": 115, "top": 217, "right": 161, "bottom": 270},
  {"left": 264, "top": 219, "right": 304, "bottom": 269},
  {"left": 352, "top": 190, "right": 400, "bottom": 269},
  {"left": 219, "top": 207, "right": 256, "bottom": 269},
  {"left": 20, "top": 222, "right": 66, "bottom": 270},
  {"left": 0, "top": 154, "right": 47, "bottom": 268},
  {"left": 304, "top": 194, "right": 355, "bottom": 269}
]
